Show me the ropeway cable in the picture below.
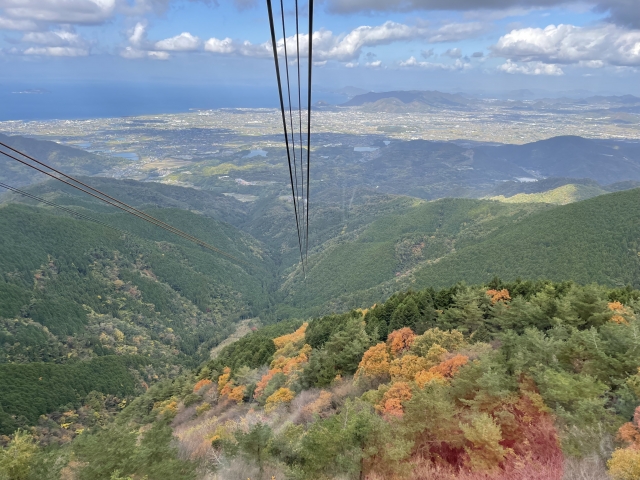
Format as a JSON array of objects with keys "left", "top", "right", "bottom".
[
  {"left": 0, "top": 181, "right": 128, "bottom": 235},
  {"left": 0, "top": 145, "right": 250, "bottom": 266},
  {"left": 305, "top": 0, "right": 313, "bottom": 264},
  {"left": 266, "top": 0, "right": 306, "bottom": 272}
]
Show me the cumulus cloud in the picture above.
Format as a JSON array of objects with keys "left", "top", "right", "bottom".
[
  {"left": 365, "top": 59, "right": 382, "bottom": 67},
  {"left": 492, "top": 23, "right": 640, "bottom": 67},
  {"left": 399, "top": 55, "right": 471, "bottom": 70},
  {"left": 472, "top": 51, "right": 484, "bottom": 57},
  {"left": 204, "top": 37, "right": 271, "bottom": 57},
  {"left": 202, "top": 21, "right": 486, "bottom": 63},
  {"left": 498, "top": 59, "right": 564, "bottom": 74},
  {"left": 154, "top": 31, "right": 200, "bottom": 51}
]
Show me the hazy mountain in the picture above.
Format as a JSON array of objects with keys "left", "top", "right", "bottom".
[
  {"left": 341, "top": 90, "right": 474, "bottom": 110},
  {"left": 0, "top": 133, "right": 125, "bottom": 187}
]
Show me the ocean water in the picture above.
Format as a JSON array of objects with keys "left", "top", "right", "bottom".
[{"left": 0, "top": 83, "right": 347, "bottom": 121}]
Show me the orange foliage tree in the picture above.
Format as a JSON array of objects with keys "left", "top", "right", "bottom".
[
  {"left": 387, "top": 327, "right": 416, "bottom": 356},
  {"left": 253, "top": 368, "right": 283, "bottom": 400},
  {"left": 193, "top": 378, "right": 212, "bottom": 394},
  {"left": 486, "top": 289, "right": 511, "bottom": 304},
  {"left": 608, "top": 301, "right": 633, "bottom": 325},
  {"left": 376, "top": 382, "right": 413, "bottom": 418},
  {"left": 430, "top": 355, "right": 469, "bottom": 378}
]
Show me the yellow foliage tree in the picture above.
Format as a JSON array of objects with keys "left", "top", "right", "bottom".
[
  {"left": 265, "top": 387, "right": 295, "bottom": 413},
  {"left": 608, "top": 406, "right": 640, "bottom": 479},
  {"left": 609, "top": 448, "right": 640, "bottom": 480},
  {"left": 217, "top": 367, "right": 232, "bottom": 393},
  {"left": 273, "top": 323, "right": 308, "bottom": 350},
  {"left": 356, "top": 343, "right": 391, "bottom": 379},
  {"left": 414, "top": 370, "right": 445, "bottom": 388},
  {"left": 389, "top": 354, "right": 429, "bottom": 381}
]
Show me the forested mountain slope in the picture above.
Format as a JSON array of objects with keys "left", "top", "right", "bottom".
[
  {"left": 0, "top": 133, "right": 125, "bottom": 187},
  {"left": 6, "top": 279, "right": 640, "bottom": 479},
  {"left": 279, "top": 188, "right": 640, "bottom": 316},
  {"left": 0, "top": 201, "right": 271, "bottom": 431}
]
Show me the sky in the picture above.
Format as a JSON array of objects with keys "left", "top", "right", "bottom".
[{"left": 1, "top": 0, "right": 640, "bottom": 106}]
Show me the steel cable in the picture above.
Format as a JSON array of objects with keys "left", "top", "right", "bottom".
[{"left": 0, "top": 147, "right": 249, "bottom": 265}]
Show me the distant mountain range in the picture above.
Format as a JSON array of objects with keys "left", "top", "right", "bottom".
[
  {"left": 341, "top": 90, "right": 473, "bottom": 110},
  {"left": 340, "top": 89, "right": 640, "bottom": 112}
]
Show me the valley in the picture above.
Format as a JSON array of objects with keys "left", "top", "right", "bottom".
[{"left": 2, "top": 90, "right": 640, "bottom": 479}]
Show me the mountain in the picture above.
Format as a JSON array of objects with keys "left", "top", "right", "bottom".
[
  {"left": 279, "top": 188, "right": 640, "bottom": 315},
  {"left": 341, "top": 90, "right": 474, "bottom": 111},
  {"left": 0, "top": 133, "right": 126, "bottom": 187},
  {"left": 0, "top": 198, "right": 272, "bottom": 429},
  {"left": 3, "top": 176, "right": 640, "bottom": 429},
  {"left": 476, "top": 136, "right": 640, "bottom": 184}
]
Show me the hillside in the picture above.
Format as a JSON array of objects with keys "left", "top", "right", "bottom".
[
  {"left": 489, "top": 183, "right": 607, "bottom": 205},
  {"left": 279, "top": 188, "right": 640, "bottom": 315},
  {"left": 0, "top": 201, "right": 271, "bottom": 430},
  {"left": 0, "top": 133, "right": 126, "bottom": 187},
  {"left": 5, "top": 278, "right": 640, "bottom": 479},
  {"left": 409, "top": 188, "right": 640, "bottom": 290}
]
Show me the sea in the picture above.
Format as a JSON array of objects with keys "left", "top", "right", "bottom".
[{"left": 0, "top": 83, "right": 347, "bottom": 121}]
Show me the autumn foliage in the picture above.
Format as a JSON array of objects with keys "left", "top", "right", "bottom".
[
  {"left": 609, "top": 406, "right": 640, "bottom": 479},
  {"left": 193, "top": 379, "right": 212, "bottom": 394},
  {"left": 265, "top": 387, "right": 295, "bottom": 413},
  {"left": 387, "top": 327, "right": 416, "bottom": 355},
  {"left": 356, "top": 343, "right": 391, "bottom": 379},
  {"left": 377, "top": 382, "right": 412, "bottom": 417},
  {"left": 486, "top": 289, "right": 511, "bottom": 304}
]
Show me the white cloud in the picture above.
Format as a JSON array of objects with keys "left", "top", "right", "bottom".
[
  {"left": 345, "top": 61, "right": 358, "bottom": 67},
  {"left": 202, "top": 21, "right": 486, "bottom": 63},
  {"left": 154, "top": 31, "right": 200, "bottom": 51},
  {"left": 365, "top": 59, "right": 382, "bottom": 67},
  {"left": 23, "top": 29, "right": 86, "bottom": 47},
  {"left": 204, "top": 37, "right": 235, "bottom": 54},
  {"left": 0, "top": 0, "right": 116, "bottom": 25},
  {"left": 147, "top": 50, "right": 169, "bottom": 59},
  {"left": 0, "top": 15, "right": 38, "bottom": 30},
  {"left": 492, "top": 23, "right": 640, "bottom": 67},
  {"left": 129, "top": 21, "right": 147, "bottom": 47},
  {"left": 399, "top": 55, "right": 471, "bottom": 70},
  {"left": 17, "top": 27, "right": 90, "bottom": 55},
  {"left": 498, "top": 59, "right": 564, "bottom": 75},
  {"left": 23, "top": 46, "right": 88, "bottom": 56}
]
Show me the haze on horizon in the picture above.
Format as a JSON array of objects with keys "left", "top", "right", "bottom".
[{"left": 0, "top": 0, "right": 639, "bottom": 118}]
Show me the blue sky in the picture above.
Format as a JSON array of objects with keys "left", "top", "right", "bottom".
[{"left": 1, "top": 0, "right": 639, "bottom": 97}]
